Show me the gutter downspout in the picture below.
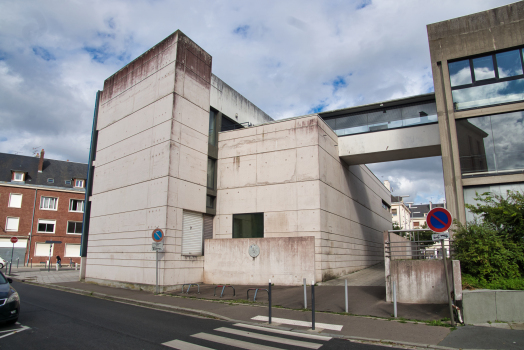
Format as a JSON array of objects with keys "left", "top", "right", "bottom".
[
  {"left": 80, "top": 90, "right": 100, "bottom": 281},
  {"left": 26, "top": 188, "right": 37, "bottom": 266}
]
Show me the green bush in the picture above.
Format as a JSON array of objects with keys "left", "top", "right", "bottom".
[
  {"left": 462, "top": 273, "right": 524, "bottom": 290},
  {"left": 453, "top": 222, "right": 524, "bottom": 282}
]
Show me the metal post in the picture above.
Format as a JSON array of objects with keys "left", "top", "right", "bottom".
[
  {"left": 17, "top": 258, "right": 19, "bottom": 269},
  {"left": 9, "top": 243, "right": 14, "bottom": 275},
  {"left": 31, "top": 258, "right": 32, "bottom": 268},
  {"left": 393, "top": 281, "right": 397, "bottom": 318},
  {"left": 303, "top": 278, "right": 307, "bottom": 309},
  {"left": 155, "top": 250, "right": 159, "bottom": 294},
  {"left": 442, "top": 240, "right": 455, "bottom": 326},
  {"left": 48, "top": 244, "right": 52, "bottom": 272},
  {"left": 268, "top": 279, "right": 272, "bottom": 324},
  {"left": 311, "top": 280, "right": 315, "bottom": 330},
  {"left": 345, "top": 279, "right": 348, "bottom": 313}
]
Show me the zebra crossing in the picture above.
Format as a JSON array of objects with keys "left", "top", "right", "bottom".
[{"left": 162, "top": 323, "right": 332, "bottom": 350}]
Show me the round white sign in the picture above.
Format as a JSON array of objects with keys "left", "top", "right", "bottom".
[{"left": 248, "top": 244, "right": 260, "bottom": 258}]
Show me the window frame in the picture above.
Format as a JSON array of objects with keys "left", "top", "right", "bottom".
[
  {"left": 40, "top": 196, "right": 58, "bottom": 211},
  {"left": 69, "top": 198, "right": 85, "bottom": 213},
  {"left": 5, "top": 217, "right": 20, "bottom": 232},
  {"left": 37, "top": 219, "right": 56, "bottom": 234},
  {"left": 66, "top": 221, "right": 83, "bottom": 235},
  {"left": 448, "top": 47, "right": 524, "bottom": 110},
  {"left": 232, "top": 213, "right": 264, "bottom": 239},
  {"left": 12, "top": 171, "right": 25, "bottom": 182},
  {"left": 8, "top": 193, "right": 23, "bottom": 208},
  {"left": 74, "top": 179, "right": 84, "bottom": 188}
]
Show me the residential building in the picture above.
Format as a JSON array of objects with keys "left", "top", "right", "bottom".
[
  {"left": 408, "top": 202, "right": 445, "bottom": 229},
  {"left": 390, "top": 195, "right": 412, "bottom": 230},
  {"left": 0, "top": 151, "right": 87, "bottom": 266}
]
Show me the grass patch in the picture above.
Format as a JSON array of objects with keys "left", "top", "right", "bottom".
[{"left": 462, "top": 274, "right": 524, "bottom": 290}]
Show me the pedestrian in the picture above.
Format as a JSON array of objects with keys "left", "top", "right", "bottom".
[{"left": 56, "top": 255, "right": 62, "bottom": 268}]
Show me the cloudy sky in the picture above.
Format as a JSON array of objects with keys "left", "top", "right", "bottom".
[{"left": 0, "top": 0, "right": 513, "bottom": 204}]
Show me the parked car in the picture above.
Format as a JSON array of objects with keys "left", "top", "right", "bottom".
[
  {"left": 0, "top": 256, "right": 6, "bottom": 269},
  {"left": 0, "top": 271, "right": 20, "bottom": 324}
]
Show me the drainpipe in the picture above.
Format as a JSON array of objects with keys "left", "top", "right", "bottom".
[
  {"left": 25, "top": 189, "right": 37, "bottom": 266},
  {"left": 80, "top": 90, "right": 100, "bottom": 281}
]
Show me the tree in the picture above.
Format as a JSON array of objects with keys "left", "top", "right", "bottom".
[{"left": 465, "top": 190, "right": 524, "bottom": 243}]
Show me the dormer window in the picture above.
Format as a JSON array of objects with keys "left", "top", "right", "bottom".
[
  {"left": 12, "top": 171, "right": 25, "bottom": 182},
  {"left": 74, "top": 179, "right": 84, "bottom": 188}
]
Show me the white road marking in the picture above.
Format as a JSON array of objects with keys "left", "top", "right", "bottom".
[
  {"left": 233, "top": 323, "right": 332, "bottom": 341},
  {"left": 0, "top": 324, "right": 31, "bottom": 339},
  {"left": 162, "top": 339, "right": 215, "bottom": 349},
  {"left": 191, "top": 332, "right": 285, "bottom": 350},
  {"left": 251, "top": 316, "right": 343, "bottom": 331},
  {"left": 215, "top": 327, "right": 323, "bottom": 349}
]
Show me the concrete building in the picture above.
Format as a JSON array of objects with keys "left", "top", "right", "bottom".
[
  {"left": 0, "top": 151, "right": 87, "bottom": 266},
  {"left": 82, "top": 3, "right": 524, "bottom": 290},
  {"left": 390, "top": 195, "right": 412, "bottom": 230}
]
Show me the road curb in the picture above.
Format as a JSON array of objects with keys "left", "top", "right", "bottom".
[{"left": 15, "top": 279, "right": 460, "bottom": 350}]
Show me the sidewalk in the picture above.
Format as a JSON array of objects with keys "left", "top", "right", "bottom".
[{"left": 8, "top": 269, "right": 524, "bottom": 350}]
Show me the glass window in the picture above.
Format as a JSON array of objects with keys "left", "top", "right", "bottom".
[
  {"left": 40, "top": 196, "right": 58, "bottom": 210},
  {"left": 472, "top": 55, "right": 496, "bottom": 81},
  {"left": 401, "top": 102, "right": 438, "bottom": 126},
  {"left": 452, "top": 79, "right": 524, "bottom": 110},
  {"left": 38, "top": 219, "right": 56, "bottom": 233},
  {"left": 208, "top": 110, "right": 217, "bottom": 146},
  {"left": 8, "top": 194, "right": 22, "bottom": 208},
  {"left": 457, "top": 111, "right": 524, "bottom": 175},
  {"left": 449, "top": 60, "right": 472, "bottom": 87},
  {"left": 391, "top": 209, "right": 397, "bottom": 216},
  {"left": 69, "top": 199, "right": 84, "bottom": 212},
  {"left": 75, "top": 179, "right": 84, "bottom": 188},
  {"left": 207, "top": 158, "right": 216, "bottom": 189},
  {"left": 206, "top": 195, "right": 215, "bottom": 209},
  {"left": 233, "top": 213, "right": 264, "bottom": 238},
  {"left": 5, "top": 217, "right": 19, "bottom": 231},
  {"left": 496, "top": 50, "right": 523, "bottom": 78},
  {"left": 13, "top": 172, "right": 24, "bottom": 181},
  {"left": 67, "top": 221, "right": 83, "bottom": 234},
  {"left": 464, "top": 183, "right": 524, "bottom": 222}
]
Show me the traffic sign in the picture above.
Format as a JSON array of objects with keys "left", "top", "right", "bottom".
[
  {"left": 432, "top": 232, "right": 450, "bottom": 241},
  {"left": 10, "top": 237, "right": 18, "bottom": 244},
  {"left": 426, "top": 208, "right": 452, "bottom": 233},
  {"left": 152, "top": 228, "right": 164, "bottom": 242},
  {"left": 152, "top": 242, "right": 164, "bottom": 252}
]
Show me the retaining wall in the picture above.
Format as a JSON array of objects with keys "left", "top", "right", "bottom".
[{"left": 463, "top": 289, "right": 524, "bottom": 324}]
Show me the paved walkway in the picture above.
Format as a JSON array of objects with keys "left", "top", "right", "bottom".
[
  {"left": 5, "top": 266, "right": 80, "bottom": 284},
  {"left": 320, "top": 262, "right": 386, "bottom": 287}
]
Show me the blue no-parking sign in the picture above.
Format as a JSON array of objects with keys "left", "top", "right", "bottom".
[
  {"left": 426, "top": 208, "right": 452, "bottom": 233},
  {"left": 152, "top": 228, "right": 164, "bottom": 242}
]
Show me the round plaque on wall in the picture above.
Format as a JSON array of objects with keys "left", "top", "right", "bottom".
[{"left": 248, "top": 244, "right": 260, "bottom": 258}]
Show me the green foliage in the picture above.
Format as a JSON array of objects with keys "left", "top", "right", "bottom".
[
  {"left": 462, "top": 273, "right": 524, "bottom": 290},
  {"left": 465, "top": 191, "right": 524, "bottom": 243},
  {"left": 453, "top": 222, "right": 524, "bottom": 281}
]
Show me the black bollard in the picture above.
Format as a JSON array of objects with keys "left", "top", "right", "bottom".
[
  {"left": 312, "top": 280, "right": 315, "bottom": 330},
  {"left": 268, "top": 279, "right": 272, "bottom": 324}
]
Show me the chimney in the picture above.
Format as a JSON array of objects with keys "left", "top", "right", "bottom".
[
  {"left": 38, "top": 149, "right": 45, "bottom": 173},
  {"left": 429, "top": 201, "right": 433, "bottom": 210}
]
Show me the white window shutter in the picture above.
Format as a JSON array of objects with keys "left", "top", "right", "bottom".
[
  {"left": 182, "top": 211, "right": 203, "bottom": 256},
  {"left": 65, "top": 244, "right": 81, "bottom": 257}
]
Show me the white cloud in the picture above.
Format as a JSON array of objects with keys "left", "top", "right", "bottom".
[{"left": 0, "top": 0, "right": 514, "bottom": 203}]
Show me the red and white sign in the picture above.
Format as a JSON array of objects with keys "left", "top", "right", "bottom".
[
  {"left": 10, "top": 237, "right": 18, "bottom": 244},
  {"left": 426, "top": 208, "right": 453, "bottom": 233}
]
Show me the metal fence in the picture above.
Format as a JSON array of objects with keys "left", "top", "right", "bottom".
[{"left": 385, "top": 230, "right": 454, "bottom": 260}]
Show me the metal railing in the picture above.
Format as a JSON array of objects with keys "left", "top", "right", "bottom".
[{"left": 385, "top": 240, "right": 454, "bottom": 260}]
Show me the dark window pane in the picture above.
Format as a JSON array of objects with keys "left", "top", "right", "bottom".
[
  {"left": 221, "top": 115, "right": 243, "bottom": 132},
  {"left": 490, "top": 111, "right": 524, "bottom": 172},
  {"left": 449, "top": 60, "right": 472, "bottom": 87},
  {"left": 208, "top": 110, "right": 217, "bottom": 146},
  {"left": 368, "top": 109, "right": 402, "bottom": 132},
  {"left": 207, "top": 158, "right": 216, "bottom": 189},
  {"left": 324, "top": 118, "right": 336, "bottom": 130},
  {"left": 452, "top": 78, "right": 524, "bottom": 110},
  {"left": 457, "top": 116, "right": 495, "bottom": 174},
  {"left": 496, "top": 50, "right": 523, "bottom": 78},
  {"left": 38, "top": 223, "right": 46, "bottom": 232},
  {"left": 206, "top": 195, "right": 215, "bottom": 209},
  {"left": 233, "top": 213, "right": 264, "bottom": 238},
  {"left": 68, "top": 222, "right": 82, "bottom": 233},
  {"left": 335, "top": 114, "right": 368, "bottom": 135},
  {"left": 473, "top": 55, "right": 495, "bottom": 81},
  {"left": 401, "top": 102, "right": 438, "bottom": 126}
]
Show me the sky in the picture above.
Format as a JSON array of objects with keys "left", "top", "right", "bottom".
[{"left": 0, "top": 0, "right": 514, "bottom": 204}]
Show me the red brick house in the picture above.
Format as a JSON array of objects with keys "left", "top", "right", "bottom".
[{"left": 0, "top": 150, "right": 87, "bottom": 266}]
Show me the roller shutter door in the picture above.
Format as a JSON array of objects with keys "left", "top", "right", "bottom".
[
  {"left": 202, "top": 215, "right": 214, "bottom": 255},
  {"left": 182, "top": 211, "right": 203, "bottom": 256},
  {"left": 65, "top": 244, "right": 81, "bottom": 257},
  {"left": 35, "top": 243, "right": 53, "bottom": 256}
]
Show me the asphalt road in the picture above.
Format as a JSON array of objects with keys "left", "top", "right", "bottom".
[{"left": 1, "top": 282, "right": 395, "bottom": 350}]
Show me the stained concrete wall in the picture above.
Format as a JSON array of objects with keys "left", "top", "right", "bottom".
[
  {"left": 210, "top": 75, "right": 273, "bottom": 125},
  {"left": 86, "top": 31, "right": 212, "bottom": 290},
  {"left": 203, "top": 236, "right": 315, "bottom": 285},
  {"left": 338, "top": 123, "right": 441, "bottom": 165},
  {"left": 463, "top": 290, "right": 524, "bottom": 324},
  {"left": 215, "top": 115, "right": 390, "bottom": 283}
]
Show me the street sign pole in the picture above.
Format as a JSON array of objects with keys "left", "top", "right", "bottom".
[
  {"left": 9, "top": 243, "right": 14, "bottom": 275},
  {"left": 442, "top": 239, "right": 455, "bottom": 327},
  {"left": 152, "top": 228, "right": 164, "bottom": 294},
  {"left": 156, "top": 250, "right": 159, "bottom": 294}
]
